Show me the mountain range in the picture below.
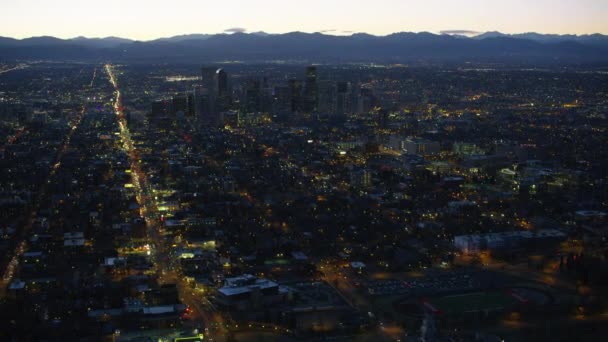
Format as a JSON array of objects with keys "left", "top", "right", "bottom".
[{"left": 0, "top": 31, "right": 607, "bottom": 64}]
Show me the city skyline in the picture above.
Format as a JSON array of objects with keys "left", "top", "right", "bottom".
[
  {"left": 1, "top": 0, "right": 608, "bottom": 40},
  {"left": 1, "top": 1, "right": 608, "bottom": 341}
]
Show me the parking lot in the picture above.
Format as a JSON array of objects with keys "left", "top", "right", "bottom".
[{"left": 366, "top": 269, "right": 496, "bottom": 297}]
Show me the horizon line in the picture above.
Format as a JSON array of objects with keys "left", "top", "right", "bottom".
[{"left": 2, "top": 30, "right": 608, "bottom": 42}]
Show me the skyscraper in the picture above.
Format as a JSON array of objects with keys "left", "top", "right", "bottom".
[
  {"left": 216, "top": 68, "right": 228, "bottom": 97},
  {"left": 171, "top": 95, "right": 188, "bottom": 116},
  {"left": 186, "top": 93, "right": 195, "bottom": 117},
  {"left": 201, "top": 67, "right": 218, "bottom": 94},
  {"left": 288, "top": 79, "right": 303, "bottom": 113},
  {"left": 193, "top": 85, "right": 215, "bottom": 126},
  {"left": 216, "top": 68, "right": 229, "bottom": 112},
  {"left": 317, "top": 80, "right": 336, "bottom": 117},
  {"left": 197, "top": 66, "right": 230, "bottom": 126},
  {"left": 304, "top": 66, "right": 318, "bottom": 113},
  {"left": 273, "top": 85, "right": 292, "bottom": 121},
  {"left": 244, "top": 79, "right": 261, "bottom": 113},
  {"left": 335, "top": 81, "right": 350, "bottom": 119}
]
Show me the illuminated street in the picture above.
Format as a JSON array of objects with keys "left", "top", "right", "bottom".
[{"left": 106, "top": 64, "right": 230, "bottom": 341}]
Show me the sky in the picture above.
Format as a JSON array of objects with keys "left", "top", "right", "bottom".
[{"left": 1, "top": 0, "right": 607, "bottom": 40}]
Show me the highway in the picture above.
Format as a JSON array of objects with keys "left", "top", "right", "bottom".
[{"left": 0, "top": 63, "right": 28, "bottom": 75}]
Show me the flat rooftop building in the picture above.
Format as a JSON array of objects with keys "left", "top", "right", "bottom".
[
  {"left": 454, "top": 229, "right": 566, "bottom": 253},
  {"left": 216, "top": 274, "right": 283, "bottom": 310}
]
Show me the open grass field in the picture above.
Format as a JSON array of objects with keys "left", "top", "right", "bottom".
[{"left": 428, "top": 291, "right": 518, "bottom": 315}]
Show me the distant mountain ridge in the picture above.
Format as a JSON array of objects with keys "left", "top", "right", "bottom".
[
  {"left": 0, "top": 35, "right": 134, "bottom": 48},
  {"left": 473, "top": 31, "right": 608, "bottom": 46},
  {"left": 150, "top": 34, "right": 211, "bottom": 43},
  {"left": 0, "top": 31, "right": 607, "bottom": 63},
  {"left": 70, "top": 36, "right": 134, "bottom": 48}
]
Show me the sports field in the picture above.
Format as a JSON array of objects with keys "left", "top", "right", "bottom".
[{"left": 427, "top": 291, "right": 518, "bottom": 315}]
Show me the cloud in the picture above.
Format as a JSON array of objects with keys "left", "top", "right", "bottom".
[
  {"left": 319, "top": 29, "right": 355, "bottom": 35},
  {"left": 224, "top": 27, "right": 247, "bottom": 34},
  {"left": 440, "top": 30, "right": 480, "bottom": 36}
]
